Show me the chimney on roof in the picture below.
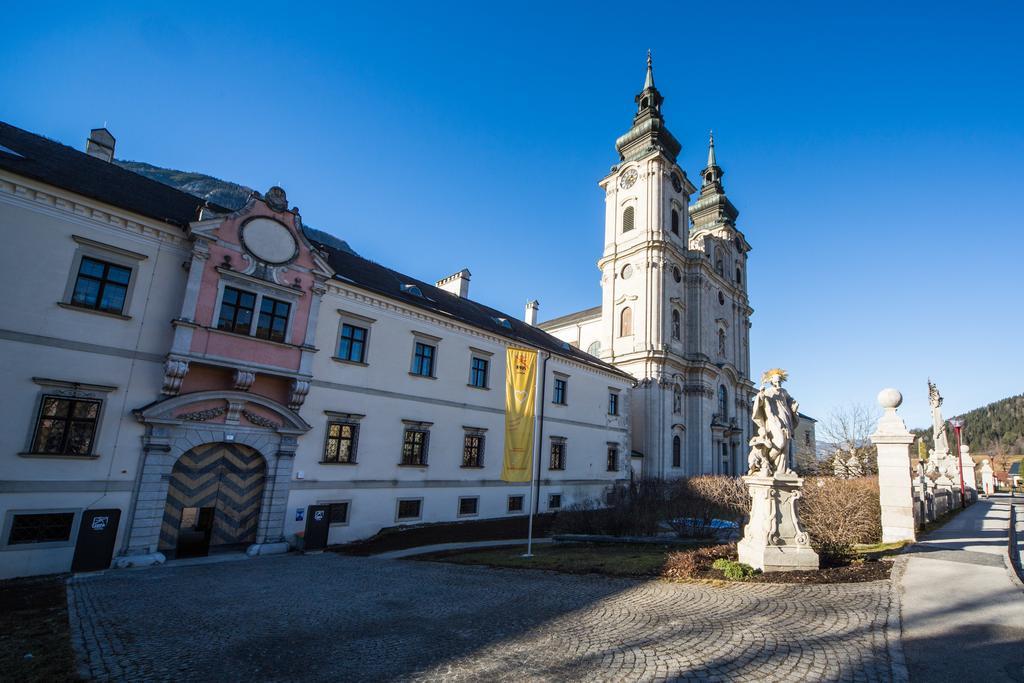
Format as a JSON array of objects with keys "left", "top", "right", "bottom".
[
  {"left": 525, "top": 299, "right": 539, "bottom": 326},
  {"left": 435, "top": 268, "right": 471, "bottom": 298},
  {"left": 85, "top": 128, "right": 115, "bottom": 162}
]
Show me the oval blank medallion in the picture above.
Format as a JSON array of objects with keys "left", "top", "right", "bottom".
[{"left": 240, "top": 218, "right": 298, "bottom": 264}]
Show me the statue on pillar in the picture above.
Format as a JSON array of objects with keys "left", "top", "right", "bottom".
[
  {"left": 737, "top": 369, "right": 819, "bottom": 572},
  {"left": 925, "top": 380, "right": 957, "bottom": 485},
  {"left": 928, "top": 380, "right": 951, "bottom": 456},
  {"left": 747, "top": 369, "right": 799, "bottom": 477}
]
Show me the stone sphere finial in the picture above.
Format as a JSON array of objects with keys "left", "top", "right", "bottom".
[{"left": 877, "top": 388, "right": 902, "bottom": 409}]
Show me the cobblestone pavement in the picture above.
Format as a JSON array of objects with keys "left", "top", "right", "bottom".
[{"left": 68, "top": 553, "right": 898, "bottom": 682}]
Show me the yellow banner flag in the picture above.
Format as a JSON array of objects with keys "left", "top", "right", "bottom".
[{"left": 501, "top": 347, "right": 537, "bottom": 482}]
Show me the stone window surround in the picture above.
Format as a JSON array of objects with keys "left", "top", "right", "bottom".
[
  {"left": 210, "top": 269, "right": 302, "bottom": 344},
  {"left": 606, "top": 442, "right": 620, "bottom": 472},
  {"left": 409, "top": 330, "right": 442, "bottom": 379},
  {"left": 607, "top": 387, "right": 621, "bottom": 416},
  {"left": 506, "top": 494, "right": 525, "bottom": 514},
  {"left": 321, "top": 411, "right": 365, "bottom": 465},
  {"left": 549, "top": 435, "right": 567, "bottom": 470},
  {"left": 467, "top": 346, "right": 493, "bottom": 390},
  {"left": 333, "top": 308, "right": 375, "bottom": 366},
  {"left": 552, "top": 372, "right": 569, "bottom": 406},
  {"left": 400, "top": 419, "right": 433, "bottom": 467},
  {"left": 457, "top": 495, "right": 480, "bottom": 518},
  {"left": 60, "top": 235, "right": 149, "bottom": 320},
  {"left": 20, "top": 378, "right": 117, "bottom": 459},
  {"left": 395, "top": 497, "right": 423, "bottom": 522},
  {"left": 547, "top": 492, "right": 563, "bottom": 510},
  {"left": 461, "top": 426, "right": 487, "bottom": 468},
  {"left": 0, "top": 507, "right": 81, "bottom": 551}
]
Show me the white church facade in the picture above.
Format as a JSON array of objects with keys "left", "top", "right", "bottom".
[{"left": 541, "top": 57, "right": 756, "bottom": 477}]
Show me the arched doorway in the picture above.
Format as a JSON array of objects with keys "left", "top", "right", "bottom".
[{"left": 159, "top": 443, "right": 266, "bottom": 557}]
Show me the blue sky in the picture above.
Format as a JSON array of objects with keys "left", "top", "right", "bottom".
[{"left": 3, "top": 1, "right": 1021, "bottom": 430}]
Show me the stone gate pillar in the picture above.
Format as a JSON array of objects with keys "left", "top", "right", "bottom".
[{"left": 871, "top": 388, "right": 916, "bottom": 543}]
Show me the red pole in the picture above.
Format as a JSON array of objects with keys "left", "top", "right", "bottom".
[{"left": 953, "top": 424, "right": 966, "bottom": 508}]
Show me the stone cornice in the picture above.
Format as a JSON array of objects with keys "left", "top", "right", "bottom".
[
  {"left": 0, "top": 171, "right": 191, "bottom": 249},
  {"left": 322, "top": 280, "right": 634, "bottom": 384}
]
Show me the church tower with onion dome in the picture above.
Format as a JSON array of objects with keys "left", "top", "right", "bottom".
[{"left": 540, "top": 54, "right": 755, "bottom": 477}]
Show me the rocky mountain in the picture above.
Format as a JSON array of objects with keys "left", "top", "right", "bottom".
[{"left": 114, "top": 160, "right": 355, "bottom": 254}]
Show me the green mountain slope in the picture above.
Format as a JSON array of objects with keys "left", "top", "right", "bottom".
[
  {"left": 114, "top": 160, "right": 355, "bottom": 254},
  {"left": 912, "top": 393, "right": 1024, "bottom": 454}
]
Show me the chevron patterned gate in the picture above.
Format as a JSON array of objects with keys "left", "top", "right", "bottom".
[{"left": 159, "top": 443, "right": 266, "bottom": 553}]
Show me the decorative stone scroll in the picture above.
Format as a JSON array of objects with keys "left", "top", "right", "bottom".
[{"left": 161, "top": 359, "right": 189, "bottom": 396}]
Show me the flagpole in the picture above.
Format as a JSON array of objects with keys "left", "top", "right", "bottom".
[{"left": 524, "top": 351, "right": 549, "bottom": 558}]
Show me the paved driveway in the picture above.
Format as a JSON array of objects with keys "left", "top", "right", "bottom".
[{"left": 69, "top": 553, "right": 898, "bottom": 682}]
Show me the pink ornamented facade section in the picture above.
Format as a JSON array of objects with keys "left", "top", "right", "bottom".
[
  {"left": 189, "top": 198, "right": 317, "bottom": 368},
  {"left": 163, "top": 187, "right": 333, "bottom": 410}
]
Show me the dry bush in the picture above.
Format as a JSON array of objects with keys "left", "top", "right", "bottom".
[
  {"left": 666, "top": 476, "right": 749, "bottom": 538},
  {"left": 801, "top": 476, "right": 882, "bottom": 563},
  {"left": 662, "top": 543, "right": 736, "bottom": 579}
]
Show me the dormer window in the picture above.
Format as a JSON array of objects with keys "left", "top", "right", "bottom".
[
  {"left": 401, "top": 284, "right": 424, "bottom": 298},
  {"left": 492, "top": 317, "right": 513, "bottom": 330}
]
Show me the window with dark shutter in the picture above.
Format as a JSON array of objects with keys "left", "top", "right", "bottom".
[{"left": 622, "top": 206, "right": 634, "bottom": 232}]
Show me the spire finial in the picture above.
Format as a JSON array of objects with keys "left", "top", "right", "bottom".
[
  {"left": 707, "top": 129, "right": 716, "bottom": 167},
  {"left": 644, "top": 50, "right": 654, "bottom": 90}
]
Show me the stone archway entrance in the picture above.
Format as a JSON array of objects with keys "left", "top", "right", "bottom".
[{"left": 159, "top": 443, "right": 266, "bottom": 557}]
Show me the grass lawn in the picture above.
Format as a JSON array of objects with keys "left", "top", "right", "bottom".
[
  {"left": 414, "top": 542, "right": 704, "bottom": 577},
  {"left": 0, "top": 574, "right": 77, "bottom": 682},
  {"left": 853, "top": 541, "right": 909, "bottom": 556}
]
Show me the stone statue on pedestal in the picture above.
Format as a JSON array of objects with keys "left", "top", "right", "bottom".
[
  {"left": 747, "top": 369, "right": 799, "bottom": 477},
  {"left": 737, "top": 369, "right": 820, "bottom": 572},
  {"left": 925, "top": 380, "right": 958, "bottom": 485}
]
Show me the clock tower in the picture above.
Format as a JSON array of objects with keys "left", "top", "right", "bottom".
[{"left": 540, "top": 54, "right": 755, "bottom": 478}]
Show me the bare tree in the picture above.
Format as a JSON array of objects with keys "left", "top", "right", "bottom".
[{"left": 819, "top": 403, "right": 880, "bottom": 477}]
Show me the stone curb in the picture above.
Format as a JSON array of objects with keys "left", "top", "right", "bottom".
[
  {"left": 1007, "top": 503, "right": 1024, "bottom": 589},
  {"left": 64, "top": 579, "right": 92, "bottom": 682},
  {"left": 886, "top": 555, "right": 911, "bottom": 683},
  {"left": 370, "top": 538, "right": 554, "bottom": 559}
]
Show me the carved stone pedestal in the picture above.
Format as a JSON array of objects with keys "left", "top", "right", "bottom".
[{"left": 737, "top": 474, "right": 820, "bottom": 572}]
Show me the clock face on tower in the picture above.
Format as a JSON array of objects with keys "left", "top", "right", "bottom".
[{"left": 619, "top": 167, "right": 638, "bottom": 190}]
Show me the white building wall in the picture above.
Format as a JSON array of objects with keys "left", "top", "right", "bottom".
[
  {"left": 288, "top": 284, "right": 632, "bottom": 545},
  {"left": 0, "top": 173, "right": 189, "bottom": 578}
]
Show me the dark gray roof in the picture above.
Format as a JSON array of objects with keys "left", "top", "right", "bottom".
[
  {"left": 0, "top": 121, "right": 221, "bottom": 227},
  {"left": 798, "top": 413, "right": 817, "bottom": 423},
  {"left": 317, "top": 245, "right": 632, "bottom": 380}
]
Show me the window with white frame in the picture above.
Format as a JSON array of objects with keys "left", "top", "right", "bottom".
[
  {"left": 62, "top": 236, "right": 147, "bottom": 318},
  {"left": 507, "top": 495, "right": 524, "bottom": 513},
  {"left": 548, "top": 493, "right": 562, "bottom": 510},
  {"left": 396, "top": 498, "right": 422, "bottom": 521},
  {"left": 469, "top": 355, "right": 489, "bottom": 388},
  {"left": 328, "top": 502, "right": 350, "bottom": 525}
]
